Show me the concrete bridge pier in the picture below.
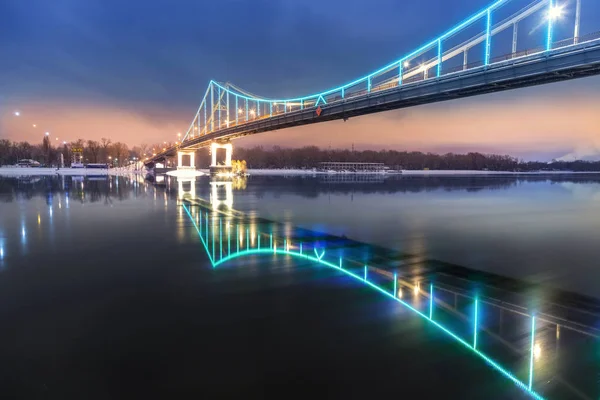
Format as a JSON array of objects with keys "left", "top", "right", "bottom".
[
  {"left": 177, "top": 177, "right": 197, "bottom": 200},
  {"left": 177, "top": 150, "right": 196, "bottom": 170},
  {"left": 210, "top": 142, "right": 233, "bottom": 176},
  {"left": 210, "top": 180, "right": 233, "bottom": 210}
]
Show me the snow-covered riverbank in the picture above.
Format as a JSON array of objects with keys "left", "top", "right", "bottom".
[
  {"left": 2, "top": 167, "right": 598, "bottom": 177},
  {"left": 246, "top": 169, "right": 600, "bottom": 176},
  {"left": 0, "top": 167, "right": 144, "bottom": 176}
]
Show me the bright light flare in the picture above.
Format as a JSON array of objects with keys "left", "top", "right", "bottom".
[
  {"left": 548, "top": 5, "right": 564, "bottom": 20},
  {"left": 413, "top": 282, "right": 420, "bottom": 295},
  {"left": 14, "top": 111, "right": 20, "bottom": 116},
  {"left": 534, "top": 343, "right": 541, "bottom": 360}
]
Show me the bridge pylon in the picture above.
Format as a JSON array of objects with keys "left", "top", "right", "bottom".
[
  {"left": 209, "top": 142, "right": 233, "bottom": 176},
  {"left": 177, "top": 150, "right": 196, "bottom": 170}
]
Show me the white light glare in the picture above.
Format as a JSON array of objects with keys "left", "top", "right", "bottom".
[
  {"left": 14, "top": 111, "right": 20, "bottom": 116},
  {"left": 534, "top": 343, "right": 541, "bottom": 360},
  {"left": 548, "top": 5, "right": 564, "bottom": 20}
]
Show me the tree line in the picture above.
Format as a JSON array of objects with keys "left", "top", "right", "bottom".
[
  {"left": 2, "top": 139, "right": 600, "bottom": 171},
  {"left": 0, "top": 138, "right": 142, "bottom": 167},
  {"left": 229, "top": 146, "right": 600, "bottom": 171}
]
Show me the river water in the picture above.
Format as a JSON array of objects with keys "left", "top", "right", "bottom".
[{"left": 0, "top": 173, "right": 598, "bottom": 399}]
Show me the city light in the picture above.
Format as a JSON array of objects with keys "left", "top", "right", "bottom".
[
  {"left": 14, "top": 111, "right": 20, "bottom": 116},
  {"left": 534, "top": 343, "right": 541, "bottom": 360},
  {"left": 32, "top": 124, "right": 36, "bottom": 128},
  {"left": 45, "top": 132, "right": 50, "bottom": 136},
  {"left": 403, "top": 61, "right": 410, "bottom": 68}
]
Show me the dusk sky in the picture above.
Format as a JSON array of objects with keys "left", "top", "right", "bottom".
[{"left": 1, "top": 0, "right": 599, "bottom": 160}]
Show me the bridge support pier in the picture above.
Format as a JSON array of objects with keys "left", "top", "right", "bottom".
[
  {"left": 178, "top": 177, "right": 197, "bottom": 200},
  {"left": 210, "top": 142, "right": 233, "bottom": 176},
  {"left": 210, "top": 181, "right": 233, "bottom": 210},
  {"left": 177, "top": 150, "right": 196, "bottom": 170}
]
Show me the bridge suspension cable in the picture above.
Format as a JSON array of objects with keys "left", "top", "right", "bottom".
[{"left": 167, "top": 0, "right": 598, "bottom": 153}]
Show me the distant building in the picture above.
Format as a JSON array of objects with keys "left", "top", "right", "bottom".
[{"left": 318, "top": 162, "right": 387, "bottom": 172}]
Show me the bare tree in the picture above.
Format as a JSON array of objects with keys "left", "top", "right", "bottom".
[
  {"left": 100, "top": 138, "right": 112, "bottom": 162},
  {"left": 86, "top": 140, "right": 101, "bottom": 163}
]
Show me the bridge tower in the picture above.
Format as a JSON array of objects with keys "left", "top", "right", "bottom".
[
  {"left": 177, "top": 150, "right": 196, "bottom": 170},
  {"left": 209, "top": 142, "right": 233, "bottom": 176}
]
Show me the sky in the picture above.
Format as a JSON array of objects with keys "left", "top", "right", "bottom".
[{"left": 1, "top": 0, "right": 599, "bottom": 161}]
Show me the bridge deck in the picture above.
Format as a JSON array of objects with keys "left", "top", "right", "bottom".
[{"left": 147, "top": 39, "right": 600, "bottom": 164}]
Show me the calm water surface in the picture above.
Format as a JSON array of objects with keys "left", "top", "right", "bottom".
[{"left": 0, "top": 174, "right": 598, "bottom": 399}]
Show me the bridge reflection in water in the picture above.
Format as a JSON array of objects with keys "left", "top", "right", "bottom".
[{"left": 177, "top": 180, "right": 598, "bottom": 400}]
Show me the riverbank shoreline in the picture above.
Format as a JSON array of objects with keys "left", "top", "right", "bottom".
[
  {"left": 0, "top": 167, "right": 142, "bottom": 176},
  {"left": 246, "top": 169, "right": 600, "bottom": 176},
  {"left": 2, "top": 167, "right": 599, "bottom": 177}
]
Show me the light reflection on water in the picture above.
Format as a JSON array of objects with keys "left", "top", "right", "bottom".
[
  {"left": 181, "top": 198, "right": 598, "bottom": 400},
  {"left": 0, "top": 173, "right": 599, "bottom": 399}
]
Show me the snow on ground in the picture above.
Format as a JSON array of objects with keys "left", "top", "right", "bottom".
[
  {"left": 2, "top": 167, "right": 598, "bottom": 177},
  {"left": 166, "top": 169, "right": 205, "bottom": 177},
  {"left": 247, "top": 169, "right": 600, "bottom": 176},
  {"left": 247, "top": 169, "right": 322, "bottom": 175},
  {"left": 0, "top": 167, "right": 144, "bottom": 176}
]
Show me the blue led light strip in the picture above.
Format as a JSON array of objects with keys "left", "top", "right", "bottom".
[
  {"left": 429, "top": 283, "right": 434, "bottom": 319},
  {"left": 529, "top": 315, "right": 536, "bottom": 390},
  {"left": 203, "top": 0, "right": 509, "bottom": 106},
  {"left": 474, "top": 297, "right": 479, "bottom": 349},
  {"left": 211, "top": 247, "right": 545, "bottom": 400},
  {"left": 546, "top": 0, "right": 554, "bottom": 51},
  {"left": 485, "top": 8, "right": 492, "bottom": 65},
  {"left": 183, "top": 206, "right": 544, "bottom": 400}
]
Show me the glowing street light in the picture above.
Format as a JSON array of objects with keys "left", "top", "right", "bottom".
[
  {"left": 14, "top": 111, "right": 20, "bottom": 116},
  {"left": 403, "top": 61, "right": 410, "bottom": 68},
  {"left": 250, "top": 109, "right": 256, "bottom": 116},
  {"left": 238, "top": 108, "right": 243, "bottom": 114},
  {"left": 45, "top": 132, "right": 50, "bottom": 136},
  {"left": 32, "top": 124, "right": 36, "bottom": 128},
  {"left": 548, "top": 5, "right": 564, "bottom": 20}
]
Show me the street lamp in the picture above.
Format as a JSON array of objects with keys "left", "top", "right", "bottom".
[
  {"left": 45, "top": 132, "right": 50, "bottom": 136},
  {"left": 14, "top": 111, "right": 20, "bottom": 116},
  {"left": 403, "top": 61, "right": 410, "bottom": 68},
  {"left": 548, "top": 5, "right": 564, "bottom": 20}
]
